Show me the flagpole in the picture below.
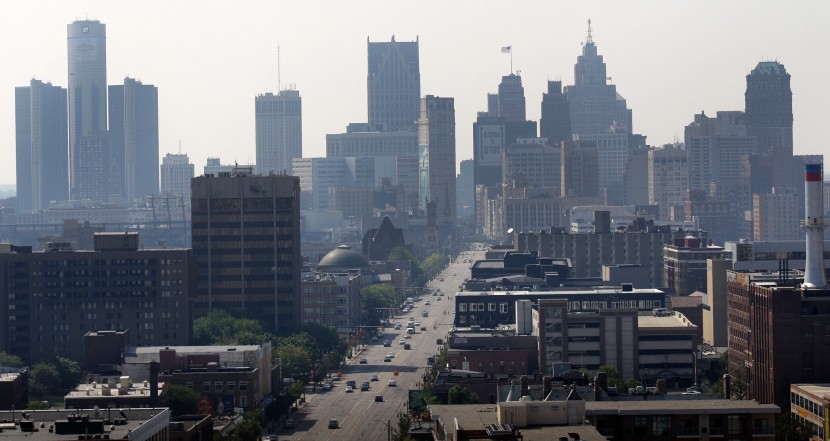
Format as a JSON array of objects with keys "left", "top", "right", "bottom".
[{"left": 510, "top": 51, "right": 513, "bottom": 74}]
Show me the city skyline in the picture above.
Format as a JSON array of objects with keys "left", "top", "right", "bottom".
[{"left": 1, "top": 1, "right": 828, "bottom": 187}]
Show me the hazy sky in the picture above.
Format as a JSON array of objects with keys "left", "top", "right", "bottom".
[{"left": 2, "top": 0, "right": 828, "bottom": 186}]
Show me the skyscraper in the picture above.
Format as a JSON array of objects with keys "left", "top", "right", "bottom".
[
  {"left": 160, "top": 153, "right": 194, "bottom": 198},
  {"left": 255, "top": 89, "right": 302, "bottom": 175},
  {"left": 109, "top": 77, "right": 159, "bottom": 203},
  {"left": 367, "top": 37, "right": 420, "bottom": 132},
  {"left": 67, "top": 20, "right": 108, "bottom": 202},
  {"left": 419, "top": 96, "right": 456, "bottom": 229},
  {"left": 684, "top": 111, "right": 757, "bottom": 193},
  {"left": 539, "top": 80, "right": 572, "bottom": 147},
  {"left": 745, "top": 61, "right": 793, "bottom": 158},
  {"left": 564, "top": 21, "right": 632, "bottom": 136},
  {"left": 191, "top": 167, "right": 301, "bottom": 332},
  {"left": 648, "top": 144, "right": 689, "bottom": 221},
  {"left": 496, "top": 74, "right": 527, "bottom": 122},
  {"left": 15, "top": 80, "right": 68, "bottom": 212}
]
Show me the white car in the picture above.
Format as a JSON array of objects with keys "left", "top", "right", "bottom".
[
  {"left": 387, "top": 352, "right": 395, "bottom": 358},
  {"left": 425, "top": 301, "right": 431, "bottom": 305},
  {"left": 388, "top": 379, "right": 397, "bottom": 387},
  {"left": 399, "top": 340, "right": 406, "bottom": 345},
  {"left": 404, "top": 334, "right": 411, "bottom": 339},
  {"left": 370, "top": 374, "right": 379, "bottom": 381}
]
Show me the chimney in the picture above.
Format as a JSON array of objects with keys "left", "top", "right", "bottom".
[
  {"left": 159, "top": 348, "right": 176, "bottom": 372},
  {"left": 656, "top": 378, "right": 667, "bottom": 395},
  {"left": 543, "top": 376, "right": 552, "bottom": 398},
  {"left": 723, "top": 374, "right": 731, "bottom": 399},
  {"left": 520, "top": 375, "right": 529, "bottom": 397},
  {"left": 149, "top": 361, "right": 159, "bottom": 406},
  {"left": 803, "top": 163, "right": 827, "bottom": 288}
]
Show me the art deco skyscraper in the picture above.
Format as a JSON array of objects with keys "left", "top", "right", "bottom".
[
  {"left": 418, "top": 96, "right": 456, "bottom": 228},
  {"left": 109, "top": 77, "right": 159, "bottom": 203},
  {"left": 15, "top": 80, "right": 69, "bottom": 212},
  {"left": 745, "top": 61, "right": 793, "bottom": 158},
  {"left": 367, "top": 36, "right": 420, "bottom": 132},
  {"left": 67, "top": 20, "right": 108, "bottom": 202},
  {"left": 564, "top": 21, "right": 632, "bottom": 136},
  {"left": 255, "top": 89, "right": 302, "bottom": 175},
  {"left": 496, "top": 74, "right": 527, "bottom": 122},
  {"left": 160, "top": 153, "right": 194, "bottom": 198}
]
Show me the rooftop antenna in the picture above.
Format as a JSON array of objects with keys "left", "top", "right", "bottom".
[
  {"left": 587, "top": 19, "right": 593, "bottom": 44},
  {"left": 277, "top": 45, "right": 281, "bottom": 91}
]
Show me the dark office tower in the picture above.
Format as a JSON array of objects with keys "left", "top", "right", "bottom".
[
  {"left": 109, "top": 78, "right": 159, "bottom": 204},
  {"left": 256, "top": 89, "right": 302, "bottom": 175},
  {"left": 73, "top": 134, "right": 110, "bottom": 203},
  {"left": 745, "top": 61, "right": 793, "bottom": 158},
  {"left": 15, "top": 80, "right": 68, "bottom": 212},
  {"left": 560, "top": 140, "right": 599, "bottom": 198},
  {"left": 540, "top": 81, "right": 572, "bottom": 147},
  {"left": 564, "top": 21, "right": 632, "bottom": 136},
  {"left": 418, "top": 96, "right": 456, "bottom": 229},
  {"left": 497, "top": 74, "right": 526, "bottom": 122},
  {"left": 68, "top": 20, "right": 108, "bottom": 201},
  {"left": 191, "top": 167, "right": 301, "bottom": 333},
  {"left": 367, "top": 36, "right": 420, "bottom": 132}
]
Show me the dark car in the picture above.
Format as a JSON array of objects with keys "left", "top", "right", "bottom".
[
  {"left": 359, "top": 358, "right": 368, "bottom": 364},
  {"left": 328, "top": 419, "right": 338, "bottom": 429},
  {"left": 284, "top": 418, "right": 294, "bottom": 429},
  {"left": 374, "top": 395, "right": 384, "bottom": 402}
]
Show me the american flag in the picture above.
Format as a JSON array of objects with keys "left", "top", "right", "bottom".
[{"left": 501, "top": 46, "right": 511, "bottom": 53}]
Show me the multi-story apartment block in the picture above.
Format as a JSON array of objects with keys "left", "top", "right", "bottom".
[
  {"left": 0, "top": 232, "right": 192, "bottom": 363},
  {"left": 663, "top": 237, "right": 727, "bottom": 295},
  {"left": 160, "top": 153, "right": 195, "bottom": 198}
]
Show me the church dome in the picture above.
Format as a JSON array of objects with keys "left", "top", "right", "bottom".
[{"left": 318, "top": 244, "right": 369, "bottom": 270}]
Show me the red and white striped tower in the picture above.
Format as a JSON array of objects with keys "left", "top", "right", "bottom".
[{"left": 802, "top": 163, "right": 827, "bottom": 288}]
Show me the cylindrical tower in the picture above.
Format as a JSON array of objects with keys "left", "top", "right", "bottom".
[{"left": 802, "top": 163, "right": 827, "bottom": 288}]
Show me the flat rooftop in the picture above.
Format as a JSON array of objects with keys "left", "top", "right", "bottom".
[
  {"left": 427, "top": 405, "right": 606, "bottom": 441},
  {"left": 457, "top": 287, "right": 664, "bottom": 297},
  {"left": 792, "top": 384, "right": 830, "bottom": 398},
  {"left": 586, "top": 399, "right": 779, "bottom": 415},
  {"left": 0, "top": 408, "right": 169, "bottom": 441},
  {"left": 637, "top": 312, "right": 697, "bottom": 329}
]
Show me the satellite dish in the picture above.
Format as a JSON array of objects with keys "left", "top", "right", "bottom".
[{"left": 507, "top": 228, "right": 514, "bottom": 234}]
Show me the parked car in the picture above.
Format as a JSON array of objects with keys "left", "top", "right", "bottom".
[
  {"left": 359, "top": 358, "right": 368, "bottom": 364},
  {"left": 383, "top": 356, "right": 392, "bottom": 362}
]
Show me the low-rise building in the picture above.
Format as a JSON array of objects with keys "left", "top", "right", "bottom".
[
  {"left": 790, "top": 384, "right": 830, "bottom": 440},
  {"left": 0, "top": 408, "right": 171, "bottom": 441},
  {"left": 0, "top": 368, "right": 27, "bottom": 410}
]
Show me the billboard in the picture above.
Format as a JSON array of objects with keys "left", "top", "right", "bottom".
[{"left": 476, "top": 125, "right": 505, "bottom": 167}]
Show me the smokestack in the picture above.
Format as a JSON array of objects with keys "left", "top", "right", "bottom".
[
  {"left": 803, "top": 163, "right": 827, "bottom": 288},
  {"left": 723, "top": 374, "right": 731, "bottom": 400},
  {"left": 149, "top": 361, "right": 159, "bottom": 406}
]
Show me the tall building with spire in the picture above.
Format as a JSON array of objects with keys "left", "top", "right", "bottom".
[
  {"left": 67, "top": 20, "right": 109, "bottom": 202},
  {"left": 745, "top": 61, "right": 793, "bottom": 158},
  {"left": 497, "top": 74, "right": 526, "bottom": 122},
  {"left": 15, "top": 80, "right": 69, "bottom": 212},
  {"left": 367, "top": 36, "right": 420, "bottom": 132},
  {"left": 255, "top": 89, "right": 302, "bottom": 175},
  {"left": 564, "top": 20, "right": 632, "bottom": 136},
  {"left": 109, "top": 77, "right": 159, "bottom": 203}
]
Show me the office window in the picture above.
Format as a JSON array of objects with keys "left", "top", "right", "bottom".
[
  {"left": 227, "top": 381, "right": 235, "bottom": 391},
  {"left": 203, "top": 382, "right": 211, "bottom": 392},
  {"left": 728, "top": 415, "right": 744, "bottom": 435},
  {"left": 239, "top": 381, "right": 248, "bottom": 391},
  {"left": 652, "top": 416, "right": 670, "bottom": 436},
  {"left": 215, "top": 381, "right": 223, "bottom": 392}
]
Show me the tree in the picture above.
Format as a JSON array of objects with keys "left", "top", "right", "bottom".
[
  {"left": 448, "top": 385, "right": 479, "bottom": 404},
  {"left": 54, "top": 357, "right": 84, "bottom": 389},
  {"left": 361, "top": 284, "right": 397, "bottom": 326},
  {"left": 232, "top": 410, "right": 262, "bottom": 441},
  {"left": 0, "top": 351, "right": 24, "bottom": 368},
  {"left": 166, "top": 384, "right": 200, "bottom": 416},
  {"left": 29, "top": 363, "right": 61, "bottom": 398},
  {"left": 387, "top": 246, "right": 424, "bottom": 284},
  {"left": 392, "top": 412, "right": 414, "bottom": 441},
  {"left": 419, "top": 252, "right": 449, "bottom": 282},
  {"left": 273, "top": 344, "right": 312, "bottom": 380},
  {"left": 597, "top": 365, "right": 626, "bottom": 391},
  {"left": 26, "top": 400, "right": 50, "bottom": 410},
  {"left": 775, "top": 413, "right": 811, "bottom": 441},
  {"left": 192, "top": 310, "right": 274, "bottom": 345}
]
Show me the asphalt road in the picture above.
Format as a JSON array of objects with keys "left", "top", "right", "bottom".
[{"left": 278, "top": 248, "right": 484, "bottom": 441}]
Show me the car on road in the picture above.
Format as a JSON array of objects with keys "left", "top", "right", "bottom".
[
  {"left": 425, "top": 301, "right": 431, "bottom": 305},
  {"left": 346, "top": 386, "right": 353, "bottom": 393},
  {"left": 388, "top": 379, "right": 397, "bottom": 387},
  {"left": 404, "top": 343, "right": 411, "bottom": 350},
  {"left": 452, "top": 272, "right": 457, "bottom": 276},
  {"left": 374, "top": 395, "right": 384, "bottom": 402},
  {"left": 415, "top": 322, "right": 420, "bottom": 327},
  {"left": 420, "top": 326, "right": 427, "bottom": 331},
  {"left": 328, "top": 418, "right": 338, "bottom": 429},
  {"left": 404, "top": 334, "right": 411, "bottom": 339},
  {"left": 360, "top": 381, "right": 370, "bottom": 391},
  {"left": 436, "top": 297, "right": 441, "bottom": 301},
  {"left": 436, "top": 338, "right": 443, "bottom": 345},
  {"left": 370, "top": 374, "right": 379, "bottom": 381},
  {"left": 399, "top": 339, "right": 406, "bottom": 345},
  {"left": 322, "top": 383, "right": 332, "bottom": 390},
  {"left": 359, "top": 358, "right": 368, "bottom": 364},
  {"left": 384, "top": 340, "right": 392, "bottom": 347},
  {"left": 386, "top": 351, "right": 395, "bottom": 358},
  {"left": 439, "top": 277, "right": 444, "bottom": 281},
  {"left": 383, "top": 356, "right": 392, "bottom": 362}
]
